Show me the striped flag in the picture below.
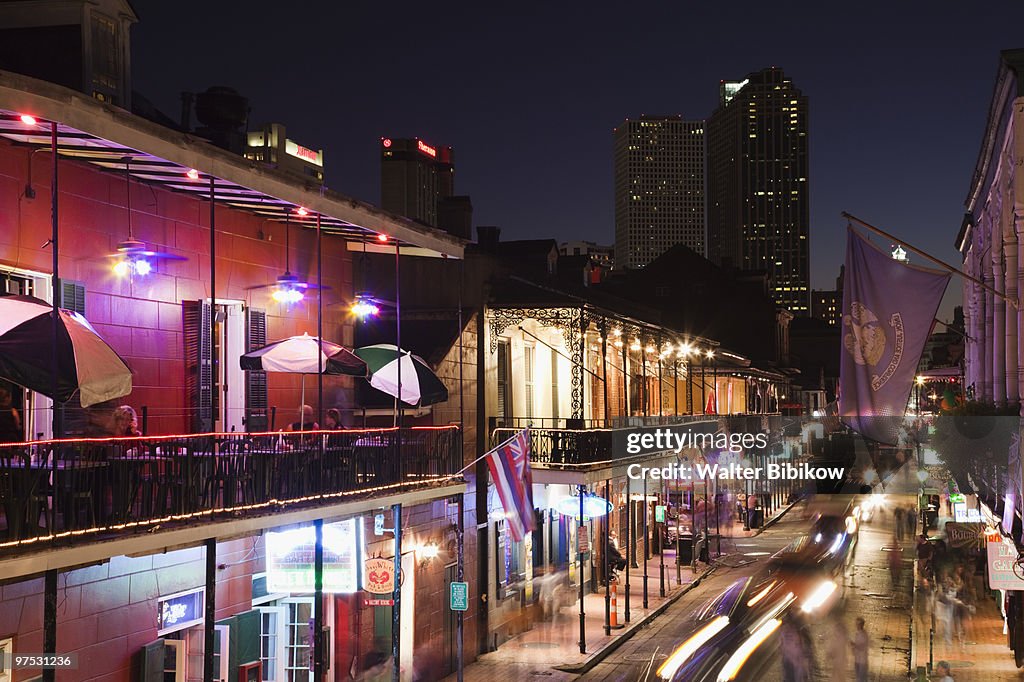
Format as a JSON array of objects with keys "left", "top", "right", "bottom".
[{"left": 486, "top": 429, "right": 536, "bottom": 541}]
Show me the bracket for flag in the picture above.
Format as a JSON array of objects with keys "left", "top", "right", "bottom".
[{"left": 843, "top": 212, "right": 1019, "bottom": 310}]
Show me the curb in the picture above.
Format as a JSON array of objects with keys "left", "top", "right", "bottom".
[
  {"left": 552, "top": 563, "right": 717, "bottom": 675},
  {"left": 753, "top": 499, "right": 799, "bottom": 536}
]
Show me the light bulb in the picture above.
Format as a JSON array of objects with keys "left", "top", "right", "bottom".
[
  {"left": 133, "top": 259, "right": 152, "bottom": 276},
  {"left": 113, "top": 260, "right": 130, "bottom": 277}
]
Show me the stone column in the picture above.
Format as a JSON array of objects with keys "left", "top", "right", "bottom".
[
  {"left": 993, "top": 218, "right": 1007, "bottom": 406},
  {"left": 1004, "top": 201, "right": 1019, "bottom": 406},
  {"left": 982, "top": 232, "right": 993, "bottom": 402}
]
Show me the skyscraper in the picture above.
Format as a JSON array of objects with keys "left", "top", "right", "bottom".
[
  {"left": 614, "top": 115, "right": 707, "bottom": 268},
  {"left": 708, "top": 67, "right": 810, "bottom": 315},
  {"left": 380, "top": 137, "right": 472, "bottom": 239}
]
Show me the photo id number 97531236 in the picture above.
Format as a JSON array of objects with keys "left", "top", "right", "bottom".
[{"left": 10, "top": 653, "right": 78, "bottom": 669}]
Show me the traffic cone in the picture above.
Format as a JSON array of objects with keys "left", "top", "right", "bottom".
[{"left": 610, "top": 580, "right": 620, "bottom": 628}]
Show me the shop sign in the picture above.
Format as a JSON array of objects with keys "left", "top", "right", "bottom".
[
  {"left": 655, "top": 505, "right": 666, "bottom": 523},
  {"left": 450, "top": 582, "right": 469, "bottom": 611},
  {"left": 266, "top": 518, "right": 361, "bottom": 594},
  {"left": 157, "top": 587, "right": 204, "bottom": 635},
  {"left": 285, "top": 139, "right": 323, "bottom": 166},
  {"left": 364, "top": 557, "right": 396, "bottom": 594},
  {"left": 363, "top": 598, "right": 395, "bottom": 607},
  {"left": 944, "top": 522, "right": 985, "bottom": 550},
  {"left": 987, "top": 540, "right": 1024, "bottom": 590},
  {"left": 578, "top": 529, "right": 589, "bottom": 553},
  {"left": 554, "top": 494, "right": 612, "bottom": 518}
]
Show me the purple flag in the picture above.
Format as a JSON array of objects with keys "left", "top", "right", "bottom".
[{"left": 839, "top": 227, "right": 950, "bottom": 444}]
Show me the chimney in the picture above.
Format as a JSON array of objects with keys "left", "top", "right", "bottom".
[{"left": 476, "top": 225, "right": 501, "bottom": 250}]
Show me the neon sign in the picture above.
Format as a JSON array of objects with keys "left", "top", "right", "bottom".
[
  {"left": 382, "top": 138, "right": 393, "bottom": 148},
  {"left": 266, "top": 518, "right": 362, "bottom": 593},
  {"left": 553, "top": 494, "right": 612, "bottom": 518},
  {"left": 285, "top": 140, "right": 323, "bottom": 166},
  {"left": 417, "top": 140, "right": 437, "bottom": 158}
]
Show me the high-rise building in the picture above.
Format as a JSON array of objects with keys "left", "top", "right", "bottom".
[
  {"left": 811, "top": 266, "right": 844, "bottom": 327},
  {"left": 380, "top": 137, "right": 472, "bottom": 239},
  {"left": 614, "top": 115, "right": 706, "bottom": 268},
  {"left": 708, "top": 67, "right": 810, "bottom": 315},
  {"left": 245, "top": 122, "right": 324, "bottom": 183}
]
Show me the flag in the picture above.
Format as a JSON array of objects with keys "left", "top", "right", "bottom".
[
  {"left": 839, "top": 227, "right": 950, "bottom": 444},
  {"left": 486, "top": 428, "right": 536, "bottom": 541}
]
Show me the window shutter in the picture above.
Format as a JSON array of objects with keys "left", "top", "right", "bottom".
[
  {"left": 496, "top": 340, "right": 510, "bottom": 420},
  {"left": 139, "top": 639, "right": 165, "bottom": 682},
  {"left": 235, "top": 610, "right": 261, "bottom": 669},
  {"left": 58, "top": 279, "right": 86, "bottom": 314},
  {"left": 59, "top": 280, "right": 87, "bottom": 434},
  {"left": 183, "top": 300, "right": 213, "bottom": 432},
  {"left": 244, "top": 308, "right": 268, "bottom": 432},
  {"left": 524, "top": 345, "right": 534, "bottom": 419}
]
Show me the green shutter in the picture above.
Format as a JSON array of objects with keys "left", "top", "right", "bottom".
[
  {"left": 183, "top": 300, "right": 213, "bottom": 432},
  {"left": 245, "top": 308, "right": 268, "bottom": 432},
  {"left": 138, "top": 639, "right": 165, "bottom": 682}
]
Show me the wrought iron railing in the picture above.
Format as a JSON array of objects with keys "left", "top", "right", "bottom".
[{"left": 0, "top": 426, "right": 461, "bottom": 551}]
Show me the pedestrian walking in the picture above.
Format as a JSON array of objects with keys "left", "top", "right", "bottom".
[
  {"left": 894, "top": 506, "right": 905, "bottom": 542},
  {"left": 889, "top": 541, "right": 904, "bottom": 588},
  {"left": 851, "top": 617, "right": 870, "bottom": 682},
  {"left": 827, "top": 618, "right": 849, "bottom": 679},
  {"left": 906, "top": 505, "right": 918, "bottom": 539},
  {"left": 780, "top": 615, "right": 811, "bottom": 682}
]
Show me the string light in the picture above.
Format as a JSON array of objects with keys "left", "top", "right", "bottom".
[
  {"left": 186, "top": 168, "right": 200, "bottom": 180},
  {"left": 19, "top": 114, "right": 37, "bottom": 125}
]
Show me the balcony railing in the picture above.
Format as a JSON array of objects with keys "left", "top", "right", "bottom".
[
  {"left": 0, "top": 426, "right": 461, "bottom": 552},
  {"left": 491, "top": 426, "right": 613, "bottom": 467},
  {"left": 489, "top": 413, "right": 773, "bottom": 432}
]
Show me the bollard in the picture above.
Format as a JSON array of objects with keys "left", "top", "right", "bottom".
[{"left": 609, "top": 579, "right": 623, "bottom": 629}]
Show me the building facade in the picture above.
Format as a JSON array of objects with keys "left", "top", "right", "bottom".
[
  {"left": 380, "top": 137, "right": 472, "bottom": 239},
  {"left": 613, "top": 116, "right": 707, "bottom": 268},
  {"left": 245, "top": 123, "right": 325, "bottom": 184},
  {"left": 958, "top": 49, "right": 1024, "bottom": 408},
  {"left": 0, "top": 69, "right": 470, "bottom": 682},
  {"left": 558, "top": 240, "right": 614, "bottom": 269},
  {"left": 707, "top": 67, "right": 810, "bottom": 315}
]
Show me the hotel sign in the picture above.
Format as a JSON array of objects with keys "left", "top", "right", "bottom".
[
  {"left": 417, "top": 140, "right": 437, "bottom": 158},
  {"left": 285, "top": 139, "right": 323, "bottom": 167}
]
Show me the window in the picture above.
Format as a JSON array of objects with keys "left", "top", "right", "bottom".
[
  {"left": 495, "top": 520, "right": 522, "bottom": 599},
  {"left": 550, "top": 351, "right": 559, "bottom": 421},
  {"left": 524, "top": 344, "right": 535, "bottom": 419},
  {"left": 0, "top": 636, "right": 11, "bottom": 682},
  {"left": 284, "top": 599, "right": 313, "bottom": 682},
  {"left": 258, "top": 607, "right": 286, "bottom": 681},
  {"left": 90, "top": 14, "right": 120, "bottom": 97},
  {"left": 496, "top": 339, "right": 512, "bottom": 419}
]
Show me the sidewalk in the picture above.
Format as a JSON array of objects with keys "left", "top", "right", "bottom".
[
  {"left": 444, "top": 502, "right": 797, "bottom": 681},
  {"left": 911, "top": 509, "right": 1022, "bottom": 680}
]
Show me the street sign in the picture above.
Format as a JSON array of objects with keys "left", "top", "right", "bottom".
[
  {"left": 655, "top": 505, "right": 666, "bottom": 523},
  {"left": 450, "top": 581, "right": 469, "bottom": 611},
  {"left": 374, "top": 513, "right": 385, "bottom": 536},
  {"left": 578, "top": 530, "right": 589, "bottom": 553},
  {"left": 363, "top": 598, "right": 394, "bottom": 607}
]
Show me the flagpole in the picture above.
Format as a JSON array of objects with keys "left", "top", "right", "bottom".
[{"left": 843, "top": 212, "right": 1018, "bottom": 309}]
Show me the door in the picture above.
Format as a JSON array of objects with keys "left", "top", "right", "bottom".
[
  {"left": 184, "top": 300, "right": 246, "bottom": 433},
  {"left": 0, "top": 268, "right": 54, "bottom": 440}
]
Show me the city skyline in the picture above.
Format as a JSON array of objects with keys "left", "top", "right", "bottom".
[{"left": 130, "top": 3, "right": 1024, "bottom": 319}]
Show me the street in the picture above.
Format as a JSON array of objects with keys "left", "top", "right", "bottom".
[{"left": 581, "top": 497, "right": 914, "bottom": 682}]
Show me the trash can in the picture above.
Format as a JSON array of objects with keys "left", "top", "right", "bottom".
[
  {"left": 675, "top": 534, "right": 693, "bottom": 565},
  {"left": 748, "top": 508, "right": 764, "bottom": 529}
]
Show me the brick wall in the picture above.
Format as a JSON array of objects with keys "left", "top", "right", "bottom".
[{"left": 0, "top": 138, "right": 355, "bottom": 436}]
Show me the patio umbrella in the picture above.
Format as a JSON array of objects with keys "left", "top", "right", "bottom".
[
  {"left": 354, "top": 344, "right": 448, "bottom": 407},
  {"left": 240, "top": 333, "right": 366, "bottom": 427},
  {"left": 0, "top": 294, "right": 132, "bottom": 407}
]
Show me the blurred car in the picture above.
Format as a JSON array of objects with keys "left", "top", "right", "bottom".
[{"left": 656, "top": 575, "right": 797, "bottom": 681}]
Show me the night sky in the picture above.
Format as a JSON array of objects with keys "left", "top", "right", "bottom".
[{"left": 132, "top": 2, "right": 1024, "bottom": 319}]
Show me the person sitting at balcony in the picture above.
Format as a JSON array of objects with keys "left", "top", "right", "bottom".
[
  {"left": 0, "top": 385, "right": 23, "bottom": 444},
  {"left": 112, "top": 405, "right": 142, "bottom": 437},
  {"left": 325, "top": 408, "right": 342, "bottom": 430},
  {"left": 289, "top": 405, "right": 319, "bottom": 432}
]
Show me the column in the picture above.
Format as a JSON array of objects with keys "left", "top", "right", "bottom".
[
  {"left": 993, "top": 219, "right": 1007, "bottom": 406},
  {"left": 1004, "top": 212, "right": 1019, "bottom": 405},
  {"left": 982, "top": 232, "right": 993, "bottom": 401}
]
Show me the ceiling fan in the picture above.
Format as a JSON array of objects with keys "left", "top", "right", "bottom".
[
  {"left": 107, "top": 156, "right": 187, "bottom": 276},
  {"left": 246, "top": 211, "right": 329, "bottom": 303}
]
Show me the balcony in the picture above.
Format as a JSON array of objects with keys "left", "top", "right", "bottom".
[
  {"left": 489, "top": 414, "right": 792, "bottom": 470},
  {"left": 0, "top": 426, "right": 461, "bottom": 554}
]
